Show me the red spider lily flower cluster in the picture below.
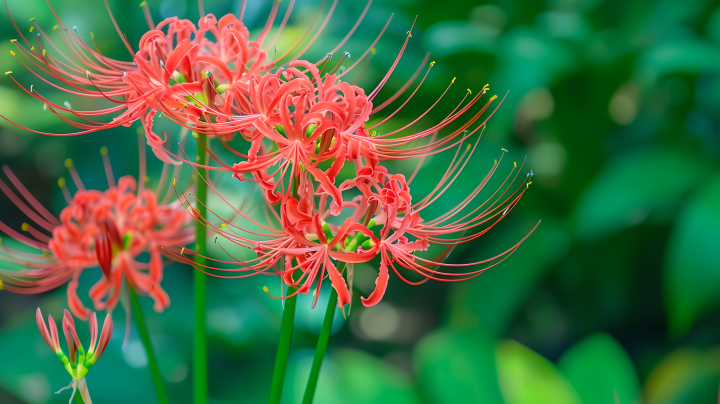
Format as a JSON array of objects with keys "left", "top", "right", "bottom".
[
  {"left": 0, "top": 151, "right": 193, "bottom": 320},
  {"left": 36, "top": 307, "right": 112, "bottom": 402},
  {"left": 1, "top": 0, "right": 538, "bottom": 315},
  {"left": 170, "top": 61, "right": 538, "bottom": 311},
  {"left": 1, "top": 1, "right": 380, "bottom": 164}
]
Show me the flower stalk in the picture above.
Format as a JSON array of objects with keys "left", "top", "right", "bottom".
[
  {"left": 301, "top": 264, "right": 343, "bottom": 404},
  {"left": 268, "top": 284, "right": 297, "bottom": 404},
  {"left": 129, "top": 286, "right": 168, "bottom": 404},
  {"left": 194, "top": 132, "right": 208, "bottom": 403}
]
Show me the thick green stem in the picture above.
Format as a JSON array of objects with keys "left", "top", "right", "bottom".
[
  {"left": 268, "top": 285, "right": 298, "bottom": 404},
  {"left": 129, "top": 287, "right": 168, "bottom": 404},
  {"left": 268, "top": 171, "right": 301, "bottom": 404},
  {"left": 194, "top": 132, "right": 208, "bottom": 403},
  {"left": 301, "top": 285, "right": 340, "bottom": 404}
]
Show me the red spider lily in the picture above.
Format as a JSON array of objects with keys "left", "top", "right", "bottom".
[
  {"left": 0, "top": 148, "right": 193, "bottom": 320},
  {"left": 169, "top": 137, "right": 537, "bottom": 310},
  {"left": 1, "top": 0, "right": 381, "bottom": 163},
  {"left": 217, "top": 60, "right": 373, "bottom": 210},
  {"left": 36, "top": 308, "right": 112, "bottom": 402}
]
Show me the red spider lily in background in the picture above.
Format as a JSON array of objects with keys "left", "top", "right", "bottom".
[
  {"left": 0, "top": 146, "right": 193, "bottom": 319},
  {"left": 36, "top": 308, "right": 112, "bottom": 403}
]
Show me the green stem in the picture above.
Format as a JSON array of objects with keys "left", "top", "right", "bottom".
[
  {"left": 129, "top": 287, "right": 169, "bottom": 404},
  {"left": 301, "top": 285, "right": 339, "bottom": 404},
  {"left": 268, "top": 170, "right": 301, "bottom": 404},
  {"left": 268, "top": 286, "right": 298, "bottom": 404},
  {"left": 194, "top": 132, "right": 208, "bottom": 404}
]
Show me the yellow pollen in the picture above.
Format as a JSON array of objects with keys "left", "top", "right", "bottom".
[
  {"left": 466, "top": 144, "right": 471, "bottom": 152},
  {"left": 0, "top": 279, "right": 4, "bottom": 290},
  {"left": 370, "top": 47, "right": 377, "bottom": 55},
  {"left": 145, "top": 176, "right": 150, "bottom": 182},
  {"left": 220, "top": 223, "right": 227, "bottom": 229},
  {"left": 501, "top": 148, "right": 508, "bottom": 152},
  {"left": 430, "top": 61, "right": 435, "bottom": 66},
  {"left": 21, "top": 223, "right": 29, "bottom": 231},
  {"left": 10, "top": 51, "right": 15, "bottom": 56},
  {"left": 53, "top": 25, "right": 59, "bottom": 30},
  {"left": 514, "top": 162, "right": 517, "bottom": 168},
  {"left": 467, "top": 88, "right": 472, "bottom": 94},
  {"left": 30, "top": 46, "right": 34, "bottom": 51},
  {"left": 526, "top": 181, "right": 532, "bottom": 188},
  {"left": 494, "top": 159, "right": 497, "bottom": 166},
  {"left": 29, "top": 18, "right": 36, "bottom": 21},
  {"left": 406, "top": 31, "right": 412, "bottom": 38},
  {"left": 139, "top": 1, "right": 146, "bottom": 6},
  {"left": 263, "top": 286, "right": 269, "bottom": 293},
  {"left": 30, "top": 85, "right": 34, "bottom": 93},
  {"left": 42, "top": 50, "right": 46, "bottom": 56},
  {"left": 100, "top": 146, "right": 108, "bottom": 155},
  {"left": 64, "top": 158, "right": 73, "bottom": 167},
  {"left": 489, "top": 95, "right": 498, "bottom": 102},
  {"left": 192, "top": 132, "right": 199, "bottom": 138},
  {"left": 10, "top": 39, "right": 16, "bottom": 43},
  {"left": 58, "top": 177, "right": 66, "bottom": 188},
  {"left": 452, "top": 77, "right": 456, "bottom": 83},
  {"left": 90, "top": 32, "right": 94, "bottom": 39},
  {"left": 172, "top": 178, "right": 177, "bottom": 186},
  {"left": 180, "top": 247, "right": 185, "bottom": 255},
  {"left": 4, "top": 71, "right": 11, "bottom": 75},
  {"left": 482, "top": 83, "right": 490, "bottom": 92},
  {"left": 29, "top": 26, "right": 34, "bottom": 33}
]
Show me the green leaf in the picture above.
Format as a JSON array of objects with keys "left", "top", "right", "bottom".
[
  {"left": 283, "top": 349, "right": 420, "bottom": 404},
  {"left": 496, "top": 339, "right": 581, "bottom": 404},
  {"left": 665, "top": 174, "right": 720, "bottom": 334},
  {"left": 424, "top": 22, "right": 499, "bottom": 56},
  {"left": 644, "top": 347, "right": 720, "bottom": 404},
  {"left": 558, "top": 334, "right": 640, "bottom": 404},
  {"left": 634, "top": 39, "right": 720, "bottom": 86},
  {"left": 414, "top": 329, "right": 503, "bottom": 403},
  {"left": 575, "top": 148, "right": 705, "bottom": 239},
  {"left": 446, "top": 218, "right": 557, "bottom": 336}
]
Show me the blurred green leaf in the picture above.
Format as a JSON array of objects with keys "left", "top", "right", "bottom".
[
  {"left": 558, "top": 333, "right": 640, "bottom": 404},
  {"left": 634, "top": 39, "right": 720, "bottom": 86},
  {"left": 665, "top": 174, "right": 720, "bottom": 334},
  {"left": 575, "top": 148, "right": 705, "bottom": 239},
  {"left": 446, "top": 218, "right": 557, "bottom": 335},
  {"left": 496, "top": 339, "right": 581, "bottom": 404},
  {"left": 283, "top": 349, "right": 420, "bottom": 404},
  {"left": 414, "top": 328, "right": 503, "bottom": 403},
  {"left": 424, "top": 22, "right": 498, "bottom": 56},
  {"left": 644, "top": 347, "right": 720, "bottom": 404}
]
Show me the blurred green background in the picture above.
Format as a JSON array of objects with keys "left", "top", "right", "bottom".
[{"left": 1, "top": 0, "right": 719, "bottom": 402}]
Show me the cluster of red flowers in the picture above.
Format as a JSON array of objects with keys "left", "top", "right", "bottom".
[
  {"left": 0, "top": 159, "right": 194, "bottom": 319},
  {"left": 1, "top": 2, "right": 537, "bottom": 321}
]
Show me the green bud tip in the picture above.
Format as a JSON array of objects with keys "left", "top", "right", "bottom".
[{"left": 123, "top": 232, "right": 133, "bottom": 250}]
